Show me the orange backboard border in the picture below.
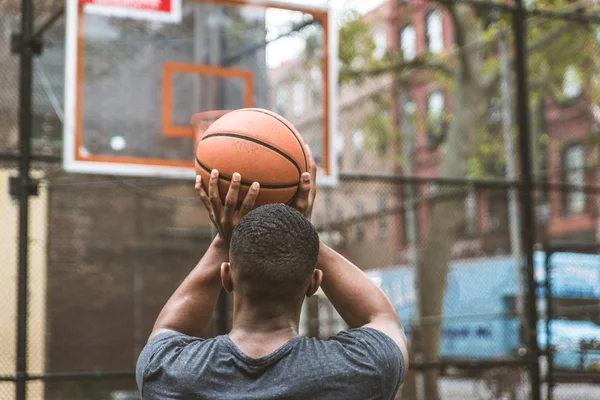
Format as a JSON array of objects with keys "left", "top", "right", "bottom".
[{"left": 162, "top": 63, "right": 254, "bottom": 138}]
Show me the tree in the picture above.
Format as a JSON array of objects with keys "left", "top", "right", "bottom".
[{"left": 335, "top": 1, "right": 599, "bottom": 399}]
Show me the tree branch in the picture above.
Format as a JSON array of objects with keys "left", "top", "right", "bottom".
[
  {"left": 482, "top": 21, "right": 575, "bottom": 92},
  {"left": 340, "top": 57, "right": 454, "bottom": 80},
  {"left": 438, "top": 1, "right": 472, "bottom": 80}
]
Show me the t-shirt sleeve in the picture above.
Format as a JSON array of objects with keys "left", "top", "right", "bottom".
[
  {"left": 136, "top": 331, "right": 203, "bottom": 398},
  {"left": 329, "top": 327, "right": 405, "bottom": 400}
]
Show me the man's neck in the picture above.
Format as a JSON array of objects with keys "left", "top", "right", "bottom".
[{"left": 227, "top": 296, "right": 303, "bottom": 358}]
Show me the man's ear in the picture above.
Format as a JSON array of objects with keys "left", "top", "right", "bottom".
[
  {"left": 221, "top": 262, "right": 234, "bottom": 293},
  {"left": 306, "top": 269, "right": 323, "bottom": 298}
]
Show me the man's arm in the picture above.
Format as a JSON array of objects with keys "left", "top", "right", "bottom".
[
  {"left": 318, "top": 242, "right": 409, "bottom": 371},
  {"left": 148, "top": 235, "right": 228, "bottom": 340},
  {"left": 148, "top": 172, "right": 259, "bottom": 341}
]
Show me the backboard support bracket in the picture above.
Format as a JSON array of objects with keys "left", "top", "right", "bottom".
[{"left": 9, "top": 177, "right": 39, "bottom": 200}]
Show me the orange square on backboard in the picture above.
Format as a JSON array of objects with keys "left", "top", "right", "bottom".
[{"left": 162, "top": 63, "right": 255, "bottom": 137}]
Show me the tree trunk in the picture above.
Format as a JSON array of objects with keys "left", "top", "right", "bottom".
[{"left": 405, "top": 49, "right": 488, "bottom": 400}]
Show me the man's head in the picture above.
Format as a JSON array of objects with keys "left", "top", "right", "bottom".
[{"left": 221, "top": 204, "right": 321, "bottom": 303}]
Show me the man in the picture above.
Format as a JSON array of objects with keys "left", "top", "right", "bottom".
[{"left": 136, "top": 148, "right": 409, "bottom": 399}]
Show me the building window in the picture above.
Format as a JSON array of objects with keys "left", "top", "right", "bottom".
[
  {"left": 352, "top": 128, "right": 364, "bottom": 165},
  {"left": 355, "top": 200, "right": 365, "bottom": 240},
  {"left": 275, "top": 87, "right": 287, "bottom": 116},
  {"left": 373, "top": 30, "right": 388, "bottom": 60},
  {"left": 377, "top": 194, "right": 388, "bottom": 237},
  {"left": 334, "top": 131, "right": 345, "bottom": 167},
  {"left": 465, "top": 189, "right": 477, "bottom": 236},
  {"left": 563, "top": 66, "right": 582, "bottom": 99},
  {"left": 488, "top": 192, "right": 509, "bottom": 233},
  {"left": 427, "top": 182, "right": 438, "bottom": 198},
  {"left": 310, "top": 67, "right": 322, "bottom": 105},
  {"left": 427, "top": 91, "right": 446, "bottom": 150},
  {"left": 562, "top": 144, "right": 586, "bottom": 215},
  {"left": 292, "top": 82, "right": 305, "bottom": 115},
  {"left": 402, "top": 197, "right": 418, "bottom": 246},
  {"left": 400, "top": 25, "right": 416, "bottom": 61},
  {"left": 426, "top": 10, "right": 443, "bottom": 54},
  {"left": 335, "top": 206, "right": 344, "bottom": 225},
  {"left": 487, "top": 97, "right": 502, "bottom": 127}
]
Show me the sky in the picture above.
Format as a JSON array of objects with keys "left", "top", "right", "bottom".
[{"left": 265, "top": 0, "right": 388, "bottom": 68}]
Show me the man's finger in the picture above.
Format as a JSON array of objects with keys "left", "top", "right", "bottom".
[
  {"left": 294, "top": 172, "right": 311, "bottom": 214},
  {"left": 208, "top": 169, "right": 222, "bottom": 221},
  {"left": 307, "top": 144, "right": 317, "bottom": 182},
  {"left": 305, "top": 145, "right": 317, "bottom": 216},
  {"left": 195, "top": 176, "right": 218, "bottom": 224},
  {"left": 195, "top": 176, "right": 210, "bottom": 206},
  {"left": 239, "top": 182, "right": 260, "bottom": 217},
  {"left": 223, "top": 173, "right": 241, "bottom": 221}
]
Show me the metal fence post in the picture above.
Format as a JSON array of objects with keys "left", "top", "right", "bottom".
[
  {"left": 13, "top": 0, "right": 35, "bottom": 396},
  {"left": 545, "top": 250, "right": 555, "bottom": 400},
  {"left": 512, "top": 1, "right": 541, "bottom": 399}
]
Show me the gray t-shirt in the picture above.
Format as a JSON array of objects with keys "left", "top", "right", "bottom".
[{"left": 136, "top": 328, "right": 404, "bottom": 400}]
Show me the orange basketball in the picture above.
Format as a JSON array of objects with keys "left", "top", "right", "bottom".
[{"left": 195, "top": 108, "right": 309, "bottom": 209}]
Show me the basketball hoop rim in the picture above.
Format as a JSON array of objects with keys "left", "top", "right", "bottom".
[{"left": 191, "top": 110, "right": 232, "bottom": 144}]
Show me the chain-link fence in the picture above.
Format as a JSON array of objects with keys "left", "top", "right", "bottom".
[
  {"left": 1, "top": 165, "right": 599, "bottom": 399},
  {"left": 2, "top": 0, "right": 600, "bottom": 399}
]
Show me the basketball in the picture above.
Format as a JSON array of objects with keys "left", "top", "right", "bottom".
[{"left": 194, "top": 108, "right": 309, "bottom": 208}]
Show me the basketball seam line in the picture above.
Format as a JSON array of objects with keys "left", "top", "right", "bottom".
[
  {"left": 195, "top": 157, "right": 300, "bottom": 189},
  {"left": 235, "top": 109, "right": 308, "bottom": 172},
  {"left": 200, "top": 133, "right": 301, "bottom": 175}
]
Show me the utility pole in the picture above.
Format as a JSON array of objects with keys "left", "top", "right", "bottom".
[
  {"left": 512, "top": 1, "right": 541, "bottom": 398},
  {"left": 398, "top": 80, "right": 423, "bottom": 400},
  {"left": 400, "top": 84, "right": 418, "bottom": 293},
  {"left": 11, "top": 0, "right": 37, "bottom": 397},
  {"left": 499, "top": 37, "right": 525, "bottom": 339}
]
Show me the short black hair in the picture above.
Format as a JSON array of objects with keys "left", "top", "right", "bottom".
[{"left": 230, "top": 204, "right": 319, "bottom": 301}]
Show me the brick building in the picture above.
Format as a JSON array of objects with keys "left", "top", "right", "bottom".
[{"left": 391, "top": 0, "right": 598, "bottom": 252}]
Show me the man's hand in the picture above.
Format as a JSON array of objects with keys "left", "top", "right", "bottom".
[
  {"left": 293, "top": 145, "right": 317, "bottom": 220},
  {"left": 195, "top": 169, "right": 260, "bottom": 245}
]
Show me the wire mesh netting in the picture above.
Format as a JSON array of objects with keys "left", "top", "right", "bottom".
[{"left": 1, "top": 0, "right": 600, "bottom": 399}]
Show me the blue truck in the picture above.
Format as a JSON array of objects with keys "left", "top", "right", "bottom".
[{"left": 366, "top": 252, "right": 600, "bottom": 372}]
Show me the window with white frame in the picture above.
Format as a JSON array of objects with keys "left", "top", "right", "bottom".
[
  {"left": 275, "top": 87, "right": 287, "bottom": 116},
  {"left": 427, "top": 183, "right": 438, "bottom": 196},
  {"left": 488, "top": 192, "right": 509, "bottom": 233},
  {"left": 465, "top": 189, "right": 477, "bottom": 235},
  {"left": 334, "top": 130, "right": 345, "bottom": 167},
  {"left": 352, "top": 127, "right": 364, "bottom": 165},
  {"left": 400, "top": 25, "right": 416, "bottom": 61},
  {"left": 377, "top": 194, "right": 388, "bottom": 237},
  {"left": 373, "top": 30, "right": 388, "bottom": 60},
  {"left": 402, "top": 197, "right": 418, "bottom": 247},
  {"left": 310, "top": 66, "right": 322, "bottom": 104},
  {"left": 355, "top": 200, "right": 365, "bottom": 240},
  {"left": 317, "top": 297, "right": 348, "bottom": 338},
  {"left": 335, "top": 206, "right": 344, "bottom": 225},
  {"left": 427, "top": 91, "right": 446, "bottom": 149},
  {"left": 426, "top": 10, "right": 443, "bottom": 54},
  {"left": 562, "top": 144, "right": 586, "bottom": 215},
  {"left": 563, "top": 66, "right": 582, "bottom": 99},
  {"left": 292, "top": 82, "right": 306, "bottom": 115}
]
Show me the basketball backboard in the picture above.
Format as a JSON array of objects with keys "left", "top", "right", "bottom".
[{"left": 64, "top": 0, "right": 339, "bottom": 185}]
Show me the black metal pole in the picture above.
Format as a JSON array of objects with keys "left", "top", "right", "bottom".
[
  {"left": 545, "top": 251, "right": 555, "bottom": 400},
  {"left": 216, "top": 8, "right": 229, "bottom": 336},
  {"left": 16, "top": 0, "right": 35, "bottom": 397},
  {"left": 512, "top": 1, "right": 541, "bottom": 399}
]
